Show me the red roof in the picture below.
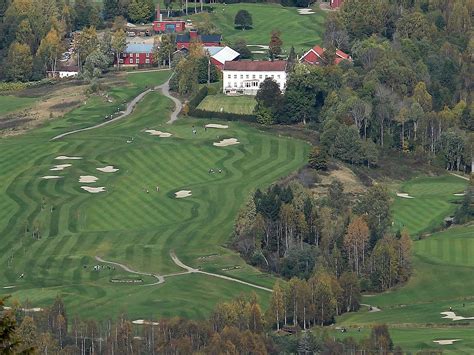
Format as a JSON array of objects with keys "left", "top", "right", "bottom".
[
  {"left": 301, "top": 45, "right": 351, "bottom": 65},
  {"left": 223, "top": 60, "right": 287, "bottom": 71}
]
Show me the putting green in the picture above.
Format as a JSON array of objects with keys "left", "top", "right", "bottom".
[{"left": 0, "top": 71, "right": 309, "bottom": 319}]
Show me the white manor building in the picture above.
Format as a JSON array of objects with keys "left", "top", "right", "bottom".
[{"left": 222, "top": 60, "right": 288, "bottom": 95}]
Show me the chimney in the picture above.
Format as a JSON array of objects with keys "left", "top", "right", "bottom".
[
  {"left": 190, "top": 30, "right": 198, "bottom": 40},
  {"left": 156, "top": 4, "right": 163, "bottom": 21}
]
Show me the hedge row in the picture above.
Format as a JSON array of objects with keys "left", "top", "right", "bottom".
[
  {"left": 0, "top": 79, "right": 56, "bottom": 94},
  {"left": 188, "top": 86, "right": 257, "bottom": 122}
]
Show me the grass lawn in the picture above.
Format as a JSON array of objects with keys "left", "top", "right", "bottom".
[
  {"left": 188, "top": 3, "right": 326, "bottom": 53},
  {"left": 197, "top": 94, "right": 257, "bottom": 115},
  {"left": 0, "top": 95, "right": 37, "bottom": 116},
  {"left": 0, "top": 70, "right": 309, "bottom": 320},
  {"left": 335, "top": 174, "right": 472, "bottom": 352}
]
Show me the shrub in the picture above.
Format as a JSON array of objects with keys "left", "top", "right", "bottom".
[{"left": 308, "top": 146, "right": 328, "bottom": 170}]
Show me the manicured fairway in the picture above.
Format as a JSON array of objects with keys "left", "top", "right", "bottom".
[
  {"left": 337, "top": 175, "right": 472, "bottom": 352},
  {"left": 0, "top": 95, "right": 37, "bottom": 116},
  {"left": 392, "top": 175, "right": 467, "bottom": 236},
  {"left": 188, "top": 3, "right": 326, "bottom": 52},
  {"left": 197, "top": 94, "right": 257, "bottom": 115},
  {"left": 0, "top": 70, "right": 309, "bottom": 320}
]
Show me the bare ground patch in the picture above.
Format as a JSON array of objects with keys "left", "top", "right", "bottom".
[{"left": 312, "top": 163, "right": 366, "bottom": 198}]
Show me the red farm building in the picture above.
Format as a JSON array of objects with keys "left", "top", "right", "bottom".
[
  {"left": 330, "top": 0, "right": 344, "bottom": 8},
  {"left": 152, "top": 5, "right": 186, "bottom": 33},
  {"left": 176, "top": 30, "right": 222, "bottom": 50},
  {"left": 117, "top": 43, "right": 154, "bottom": 67},
  {"left": 300, "top": 45, "right": 352, "bottom": 66}
]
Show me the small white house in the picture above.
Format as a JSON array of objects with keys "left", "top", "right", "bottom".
[
  {"left": 47, "top": 66, "right": 79, "bottom": 79},
  {"left": 222, "top": 60, "right": 287, "bottom": 95}
]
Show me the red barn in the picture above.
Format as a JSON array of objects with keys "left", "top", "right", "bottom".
[
  {"left": 300, "top": 45, "right": 352, "bottom": 65},
  {"left": 153, "top": 20, "right": 185, "bottom": 33},
  {"left": 330, "top": 0, "right": 344, "bottom": 8},
  {"left": 176, "top": 30, "right": 222, "bottom": 50},
  {"left": 117, "top": 44, "right": 154, "bottom": 67}
]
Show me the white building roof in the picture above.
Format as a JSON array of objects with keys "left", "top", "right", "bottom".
[{"left": 209, "top": 46, "right": 240, "bottom": 65}]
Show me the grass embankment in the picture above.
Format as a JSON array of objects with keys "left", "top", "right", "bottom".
[
  {"left": 197, "top": 94, "right": 257, "bottom": 115},
  {"left": 0, "top": 70, "right": 309, "bottom": 320},
  {"left": 332, "top": 174, "right": 472, "bottom": 353}
]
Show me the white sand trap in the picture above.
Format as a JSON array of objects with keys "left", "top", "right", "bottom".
[
  {"left": 79, "top": 175, "right": 98, "bottom": 183},
  {"left": 145, "top": 129, "right": 172, "bottom": 137},
  {"left": 441, "top": 311, "right": 474, "bottom": 321},
  {"left": 433, "top": 339, "right": 461, "bottom": 345},
  {"left": 205, "top": 124, "right": 229, "bottom": 129},
  {"left": 42, "top": 176, "right": 63, "bottom": 180},
  {"left": 454, "top": 193, "right": 466, "bottom": 196},
  {"left": 132, "top": 319, "right": 159, "bottom": 326},
  {"left": 81, "top": 186, "right": 106, "bottom": 193},
  {"left": 397, "top": 192, "right": 415, "bottom": 199},
  {"left": 298, "top": 8, "right": 315, "bottom": 14},
  {"left": 50, "top": 164, "right": 72, "bottom": 171},
  {"left": 175, "top": 190, "right": 192, "bottom": 198},
  {"left": 251, "top": 50, "right": 266, "bottom": 54},
  {"left": 55, "top": 156, "right": 82, "bottom": 160},
  {"left": 4, "top": 306, "right": 43, "bottom": 312},
  {"left": 213, "top": 138, "right": 240, "bottom": 147},
  {"left": 3, "top": 286, "right": 15, "bottom": 289},
  {"left": 97, "top": 165, "right": 119, "bottom": 173}
]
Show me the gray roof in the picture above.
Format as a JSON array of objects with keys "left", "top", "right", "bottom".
[{"left": 125, "top": 43, "right": 154, "bottom": 53}]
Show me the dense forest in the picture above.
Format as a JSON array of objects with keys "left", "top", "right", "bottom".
[
  {"left": 1, "top": 296, "right": 403, "bottom": 354},
  {"left": 255, "top": 0, "right": 473, "bottom": 173}
]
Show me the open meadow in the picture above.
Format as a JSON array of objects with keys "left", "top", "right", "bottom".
[
  {"left": 188, "top": 3, "right": 326, "bottom": 53},
  {"left": 0, "top": 95, "right": 37, "bottom": 116},
  {"left": 0, "top": 70, "right": 309, "bottom": 320},
  {"left": 333, "top": 175, "right": 472, "bottom": 353}
]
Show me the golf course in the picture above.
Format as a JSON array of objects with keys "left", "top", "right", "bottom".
[
  {"left": 333, "top": 175, "right": 473, "bottom": 353},
  {"left": 188, "top": 3, "right": 326, "bottom": 53},
  {"left": 0, "top": 70, "right": 309, "bottom": 319}
]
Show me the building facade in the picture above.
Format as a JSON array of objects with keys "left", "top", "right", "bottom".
[
  {"left": 153, "top": 20, "right": 186, "bottom": 33},
  {"left": 300, "top": 45, "right": 352, "bottom": 65},
  {"left": 222, "top": 61, "right": 287, "bottom": 95},
  {"left": 330, "top": 0, "right": 344, "bottom": 8},
  {"left": 118, "top": 44, "right": 154, "bottom": 66}
]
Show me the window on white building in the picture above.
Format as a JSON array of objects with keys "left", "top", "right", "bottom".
[
  {"left": 277, "top": 75, "right": 280, "bottom": 78},
  {"left": 252, "top": 74, "right": 255, "bottom": 79},
  {"left": 246, "top": 74, "right": 249, "bottom": 79},
  {"left": 234, "top": 74, "right": 237, "bottom": 79},
  {"left": 227, "top": 74, "right": 231, "bottom": 79},
  {"left": 240, "top": 75, "right": 243, "bottom": 79},
  {"left": 234, "top": 82, "right": 237, "bottom": 87},
  {"left": 259, "top": 75, "right": 262, "bottom": 79}
]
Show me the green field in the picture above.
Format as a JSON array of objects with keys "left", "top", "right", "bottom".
[
  {"left": 197, "top": 94, "right": 257, "bottom": 115},
  {"left": 0, "top": 95, "right": 37, "bottom": 116},
  {"left": 335, "top": 175, "right": 472, "bottom": 353},
  {"left": 188, "top": 3, "right": 326, "bottom": 53},
  {"left": 392, "top": 175, "right": 467, "bottom": 236},
  {"left": 0, "top": 70, "right": 309, "bottom": 320}
]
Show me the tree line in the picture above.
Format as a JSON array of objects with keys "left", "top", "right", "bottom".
[
  {"left": 1, "top": 295, "right": 403, "bottom": 354},
  {"left": 254, "top": 0, "right": 473, "bottom": 173}
]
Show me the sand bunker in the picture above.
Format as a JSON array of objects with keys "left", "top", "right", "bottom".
[
  {"left": 97, "top": 165, "right": 119, "bottom": 173},
  {"left": 81, "top": 186, "right": 106, "bottom": 193},
  {"left": 213, "top": 138, "right": 240, "bottom": 147},
  {"left": 3, "top": 286, "right": 15, "bottom": 289},
  {"left": 433, "top": 339, "right": 461, "bottom": 345},
  {"left": 50, "top": 164, "right": 72, "bottom": 171},
  {"left": 145, "top": 129, "right": 172, "bottom": 137},
  {"left": 298, "top": 8, "right": 315, "bottom": 14},
  {"left": 42, "top": 176, "right": 63, "bottom": 180},
  {"left": 454, "top": 193, "right": 466, "bottom": 196},
  {"left": 4, "top": 306, "right": 43, "bottom": 312},
  {"left": 55, "top": 156, "right": 82, "bottom": 160},
  {"left": 205, "top": 124, "right": 228, "bottom": 129},
  {"left": 132, "top": 319, "right": 159, "bottom": 326},
  {"left": 175, "top": 190, "right": 192, "bottom": 198},
  {"left": 397, "top": 193, "right": 415, "bottom": 199},
  {"left": 441, "top": 311, "right": 474, "bottom": 321},
  {"left": 79, "top": 175, "right": 98, "bottom": 183}
]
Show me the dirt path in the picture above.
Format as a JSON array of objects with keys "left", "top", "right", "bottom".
[
  {"left": 95, "top": 256, "right": 164, "bottom": 286},
  {"left": 170, "top": 252, "right": 273, "bottom": 293},
  {"left": 50, "top": 76, "right": 181, "bottom": 140},
  {"left": 450, "top": 172, "right": 470, "bottom": 181}
]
